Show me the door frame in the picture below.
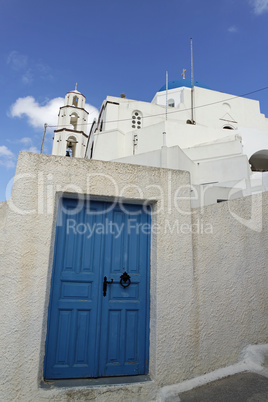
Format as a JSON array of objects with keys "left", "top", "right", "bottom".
[{"left": 43, "top": 195, "right": 152, "bottom": 380}]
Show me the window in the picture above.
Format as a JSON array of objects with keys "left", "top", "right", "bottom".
[
  {"left": 131, "top": 111, "right": 142, "bottom": 129},
  {"left": 168, "top": 99, "right": 175, "bottom": 107},
  {"left": 223, "top": 125, "right": 234, "bottom": 130}
]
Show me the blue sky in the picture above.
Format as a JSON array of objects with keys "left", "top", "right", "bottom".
[{"left": 1, "top": 0, "right": 268, "bottom": 201}]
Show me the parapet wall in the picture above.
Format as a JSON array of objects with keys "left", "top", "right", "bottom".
[
  {"left": 191, "top": 194, "right": 268, "bottom": 372},
  {"left": 0, "top": 152, "right": 267, "bottom": 401}
]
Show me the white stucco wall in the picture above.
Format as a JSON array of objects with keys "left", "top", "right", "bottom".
[
  {"left": 183, "top": 136, "right": 242, "bottom": 161},
  {"left": 115, "top": 143, "right": 251, "bottom": 194},
  {"left": 92, "top": 129, "right": 126, "bottom": 160},
  {"left": 0, "top": 152, "right": 267, "bottom": 401},
  {"left": 0, "top": 152, "right": 194, "bottom": 401},
  {"left": 93, "top": 117, "right": 244, "bottom": 162},
  {"left": 115, "top": 145, "right": 196, "bottom": 175},
  {"left": 238, "top": 127, "right": 268, "bottom": 159},
  {"left": 153, "top": 86, "right": 268, "bottom": 131},
  {"left": 191, "top": 194, "right": 268, "bottom": 375},
  {"left": 0, "top": 201, "right": 8, "bottom": 254},
  {"left": 0, "top": 201, "right": 8, "bottom": 228}
]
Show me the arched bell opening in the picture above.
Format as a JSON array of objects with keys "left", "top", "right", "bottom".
[
  {"left": 66, "top": 136, "right": 78, "bottom": 157},
  {"left": 72, "top": 95, "right": 78, "bottom": 107},
  {"left": 70, "top": 113, "right": 79, "bottom": 131}
]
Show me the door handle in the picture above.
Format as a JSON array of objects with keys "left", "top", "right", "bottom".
[
  {"left": 120, "top": 272, "right": 131, "bottom": 288},
  {"left": 103, "top": 272, "right": 131, "bottom": 297},
  {"left": 103, "top": 276, "right": 113, "bottom": 297}
]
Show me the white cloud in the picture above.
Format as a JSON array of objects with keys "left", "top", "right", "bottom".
[
  {"left": 85, "top": 103, "right": 99, "bottom": 126},
  {"left": 7, "top": 51, "right": 28, "bottom": 70},
  {"left": 0, "top": 146, "right": 16, "bottom": 168},
  {"left": 3, "top": 135, "right": 39, "bottom": 157},
  {"left": 36, "top": 62, "right": 53, "bottom": 81},
  {"left": 9, "top": 96, "right": 99, "bottom": 133},
  {"left": 22, "top": 69, "right": 34, "bottom": 85},
  {"left": 7, "top": 51, "right": 54, "bottom": 84},
  {"left": 20, "top": 137, "right": 33, "bottom": 146},
  {"left": 36, "top": 63, "right": 50, "bottom": 74},
  {"left": 0, "top": 145, "right": 14, "bottom": 158},
  {"left": 228, "top": 26, "right": 238, "bottom": 33},
  {"left": 10, "top": 96, "right": 64, "bottom": 128},
  {"left": 1, "top": 159, "right": 16, "bottom": 168},
  {"left": 250, "top": 0, "right": 268, "bottom": 14},
  {"left": 23, "top": 146, "right": 39, "bottom": 153},
  {"left": 19, "top": 139, "right": 39, "bottom": 153}
]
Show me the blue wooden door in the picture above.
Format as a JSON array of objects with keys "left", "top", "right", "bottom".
[{"left": 44, "top": 198, "right": 151, "bottom": 379}]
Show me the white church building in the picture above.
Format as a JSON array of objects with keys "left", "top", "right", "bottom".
[
  {"left": 52, "top": 79, "right": 268, "bottom": 207},
  {"left": 0, "top": 78, "right": 267, "bottom": 401}
]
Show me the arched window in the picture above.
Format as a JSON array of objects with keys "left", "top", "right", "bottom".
[
  {"left": 168, "top": 99, "right": 175, "bottom": 107},
  {"left": 70, "top": 113, "right": 78, "bottom": 131},
  {"left": 131, "top": 110, "right": 142, "bottom": 129},
  {"left": 223, "top": 125, "right": 234, "bottom": 130},
  {"left": 72, "top": 96, "right": 78, "bottom": 107},
  {"left": 100, "top": 120, "right": 104, "bottom": 132}
]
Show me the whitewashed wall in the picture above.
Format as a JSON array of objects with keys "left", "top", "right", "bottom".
[
  {"left": 0, "top": 152, "right": 267, "bottom": 401},
  {"left": 191, "top": 194, "right": 268, "bottom": 376},
  {"left": 152, "top": 86, "right": 268, "bottom": 131}
]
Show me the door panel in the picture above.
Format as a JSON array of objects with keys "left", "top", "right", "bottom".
[
  {"left": 99, "top": 204, "right": 149, "bottom": 377},
  {"left": 44, "top": 198, "right": 150, "bottom": 379}
]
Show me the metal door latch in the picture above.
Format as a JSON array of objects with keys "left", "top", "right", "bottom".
[
  {"left": 103, "top": 276, "right": 113, "bottom": 297},
  {"left": 103, "top": 272, "right": 131, "bottom": 297}
]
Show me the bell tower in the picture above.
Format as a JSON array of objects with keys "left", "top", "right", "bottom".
[{"left": 52, "top": 85, "right": 89, "bottom": 158}]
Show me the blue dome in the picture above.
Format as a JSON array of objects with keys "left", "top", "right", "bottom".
[{"left": 158, "top": 78, "right": 210, "bottom": 92}]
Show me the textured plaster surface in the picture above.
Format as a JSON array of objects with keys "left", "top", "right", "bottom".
[
  {"left": 0, "top": 201, "right": 8, "bottom": 253},
  {"left": 0, "top": 152, "right": 267, "bottom": 401},
  {"left": 0, "top": 152, "right": 193, "bottom": 401},
  {"left": 0, "top": 200, "right": 8, "bottom": 229},
  {"left": 190, "top": 194, "right": 268, "bottom": 377}
]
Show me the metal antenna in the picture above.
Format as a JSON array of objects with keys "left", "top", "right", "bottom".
[
  {"left": 75, "top": 82, "right": 77, "bottom": 91},
  {"left": 190, "top": 38, "right": 195, "bottom": 124}
]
